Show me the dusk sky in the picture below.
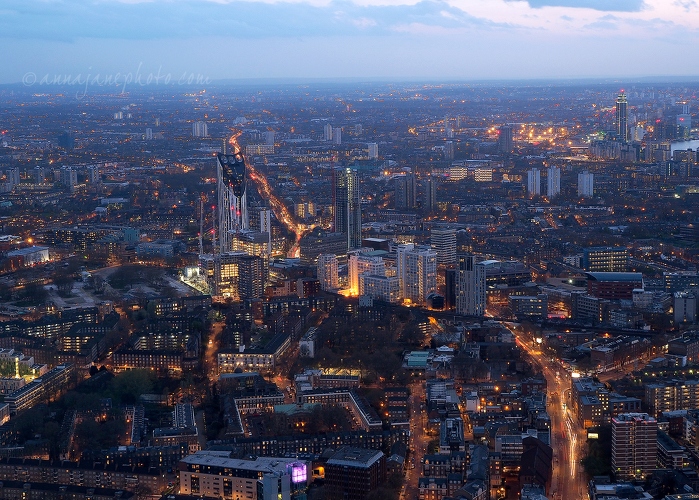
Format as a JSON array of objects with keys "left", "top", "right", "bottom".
[{"left": 2, "top": 0, "right": 699, "bottom": 85}]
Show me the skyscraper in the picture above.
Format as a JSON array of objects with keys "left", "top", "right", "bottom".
[
  {"left": 578, "top": 170, "right": 594, "bottom": 198},
  {"left": 324, "top": 123, "right": 333, "bottom": 141},
  {"left": 612, "top": 413, "right": 657, "bottom": 480},
  {"left": 333, "top": 167, "right": 361, "bottom": 251},
  {"left": 217, "top": 153, "right": 248, "bottom": 253},
  {"left": 616, "top": 93, "right": 628, "bottom": 142},
  {"left": 547, "top": 166, "right": 561, "bottom": 197},
  {"left": 456, "top": 254, "right": 486, "bottom": 316},
  {"left": 527, "top": 168, "right": 541, "bottom": 196}
]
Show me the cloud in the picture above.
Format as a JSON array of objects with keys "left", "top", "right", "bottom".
[
  {"left": 516, "top": 0, "right": 645, "bottom": 11},
  {"left": 0, "top": 0, "right": 499, "bottom": 41}
]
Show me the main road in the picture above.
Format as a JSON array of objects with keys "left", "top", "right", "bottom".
[{"left": 509, "top": 325, "right": 588, "bottom": 500}]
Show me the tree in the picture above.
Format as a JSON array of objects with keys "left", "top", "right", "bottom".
[{"left": 110, "top": 369, "right": 155, "bottom": 404}]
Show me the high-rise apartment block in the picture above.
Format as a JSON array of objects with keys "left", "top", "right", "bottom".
[
  {"left": 396, "top": 244, "right": 437, "bottom": 305},
  {"left": 348, "top": 252, "right": 386, "bottom": 296},
  {"left": 431, "top": 228, "right": 457, "bottom": 266},
  {"left": 332, "top": 127, "right": 342, "bottom": 145},
  {"left": 367, "top": 142, "right": 378, "bottom": 159},
  {"left": 395, "top": 171, "right": 416, "bottom": 210},
  {"left": 317, "top": 254, "right": 339, "bottom": 291},
  {"left": 333, "top": 167, "right": 361, "bottom": 251},
  {"left": 547, "top": 166, "right": 560, "bottom": 197},
  {"left": 192, "top": 121, "right": 208, "bottom": 138},
  {"left": 611, "top": 413, "right": 657, "bottom": 480},
  {"left": 578, "top": 170, "right": 594, "bottom": 197},
  {"left": 499, "top": 125, "right": 513, "bottom": 153},
  {"left": 456, "top": 254, "right": 486, "bottom": 316},
  {"left": 424, "top": 174, "right": 438, "bottom": 212},
  {"left": 527, "top": 168, "right": 540, "bottom": 196}
]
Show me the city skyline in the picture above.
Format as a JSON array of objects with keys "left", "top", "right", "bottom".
[{"left": 2, "top": 0, "right": 699, "bottom": 85}]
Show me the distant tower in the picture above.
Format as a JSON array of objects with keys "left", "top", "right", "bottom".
[
  {"left": 445, "top": 141, "right": 455, "bottom": 160},
  {"left": 547, "top": 166, "right": 561, "bottom": 197},
  {"left": 333, "top": 167, "right": 361, "bottom": 251},
  {"left": 7, "top": 168, "right": 19, "bottom": 187},
  {"left": 367, "top": 143, "right": 378, "bottom": 160},
  {"left": 324, "top": 123, "right": 333, "bottom": 141},
  {"left": 499, "top": 126, "right": 513, "bottom": 154},
  {"left": 527, "top": 168, "right": 541, "bottom": 196},
  {"left": 217, "top": 153, "right": 248, "bottom": 253},
  {"left": 34, "top": 166, "right": 44, "bottom": 185},
  {"left": 193, "top": 121, "right": 208, "bottom": 138},
  {"left": 578, "top": 170, "right": 594, "bottom": 198},
  {"left": 616, "top": 93, "right": 628, "bottom": 142},
  {"left": 145, "top": 128, "right": 153, "bottom": 140},
  {"left": 333, "top": 127, "right": 342, "bottom": 145}
]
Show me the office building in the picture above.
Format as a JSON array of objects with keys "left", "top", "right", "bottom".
[
  {"left": 431, "top": 228, "right": 457, "bottom": 266},
  {"left": 179, "top": 451, "right": 308, "bottom": 500},
  {"left": 317, "top": 254, "right": 339, "bottom": 291},
  {"left": 192, "top": 121, "right": 208, "bottom": 137},
  {"left": 456, "top": 254, "right": 486, "bottom": 316},
  {"left": 499, "top": 125, "right": 513, "bottom": 153},
  {"left": 333, "top": 167, "right": 361, "bottom": 251},
  {"left": 586, "top": 272, "right": 643, "bottom": 300},
  {"left": 299, "top": 228, "right": 347, "bottom": 266},
  {"left": 396, "top": 244, "right": 437, "bottom": 305},
  {"left": 582, "top": 247, "right": 629, "bottom": 272},
  {"left": 612, "top": 413, "right": 657, "bottom": 480},
  {"left": 546, "top": 166, "right": 560, "bottom": 197},
  {"left": 324, "top": 123, "right": 333, "bottom": 141},
  {"left": 615, "top": 93, "right": 628, "bottom": 142},
  {"left": 578, "top": 170, "right": 594, "bottom": 197},
  {"left": 527, "top": 168, "right": 541, "bottom": 196},
  {"left": 325, "top": 447, "right": 386, "bottom": 500}
]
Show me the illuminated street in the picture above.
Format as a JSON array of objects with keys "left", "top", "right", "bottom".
[
  {"left": 228, "top": 132, "right": 309, "bottom": 257},
  {"left": 509, "top": 325, "right": 588, "bottom": 500}
]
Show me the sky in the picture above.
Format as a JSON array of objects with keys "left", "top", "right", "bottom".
[{"left": 1, "top": 0, "right": 699, "bottom": 85}]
